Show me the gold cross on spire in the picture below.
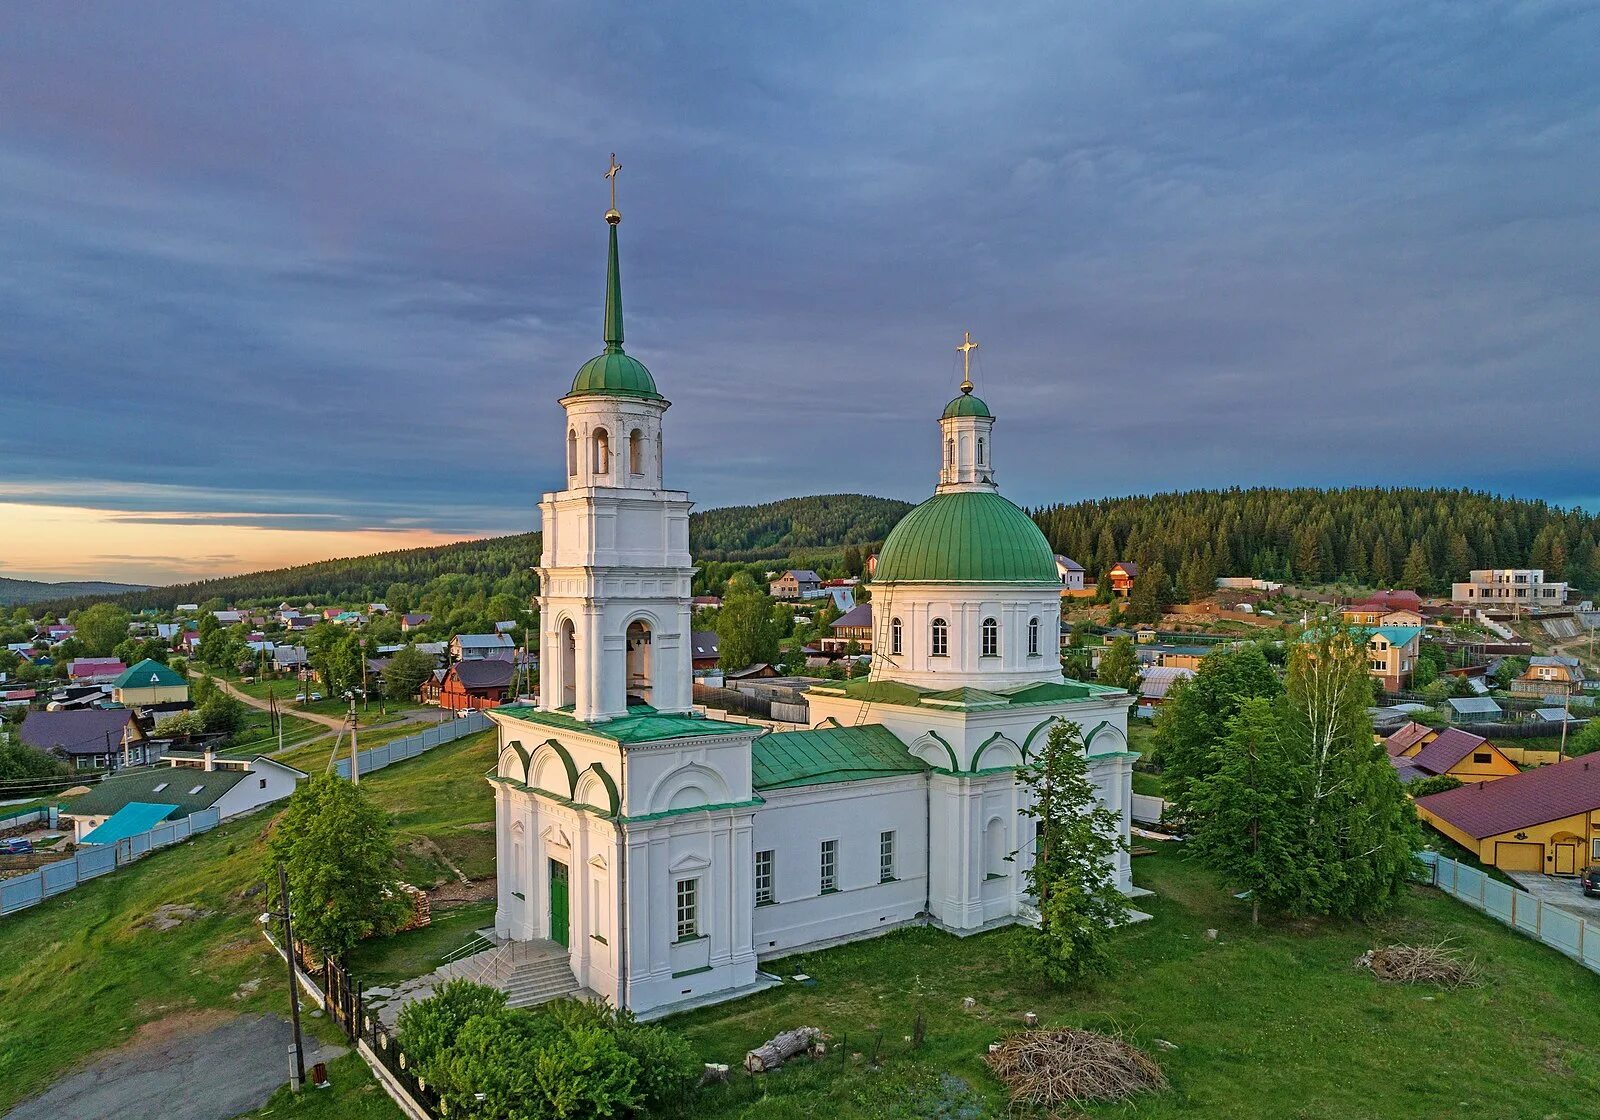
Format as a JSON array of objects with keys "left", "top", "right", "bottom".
[
  {"left": 955, "top": 330, "right": 978, "bottom": 393},
  {"left": 604, "top": 153, "right": 622, "bottom": 224}
]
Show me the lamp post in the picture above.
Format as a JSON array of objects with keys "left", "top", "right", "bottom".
[{"left": 266, "top": 863, "right": 306, "bottom": 1091}]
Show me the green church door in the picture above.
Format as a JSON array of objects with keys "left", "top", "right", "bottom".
[{"left": 548, "top": 859, "right": 570, "bottom": 947}]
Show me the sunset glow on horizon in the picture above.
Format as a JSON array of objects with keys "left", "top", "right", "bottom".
[{"left": 0, "top": 501, "right": 504, "bottom": 587}]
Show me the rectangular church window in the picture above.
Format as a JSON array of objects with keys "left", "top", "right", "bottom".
[
  {"left": 755, "top": 850, "right": 774, "bottom": 905},
  {"left": 879, "top": 831, "right": 895, "bottom": 882},
  {"left": 675, "top": 878, "right": 698, "bottom": 941},
  {"left": 820, "top": 839, "right": 838, "bottom": 894}
]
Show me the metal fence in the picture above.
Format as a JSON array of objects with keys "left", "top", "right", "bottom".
[
  {"left": 0, "top": 807, "right": 221, "bottom": 918},
  {"left": 332, "top": 710, "right": 492, "bottom": 780},
  {"left": 1420, "top": 852, "right": 1600, "bottom": 976},
  {"left": 0, "top": 805, "right": 58, "bottom": 830}
]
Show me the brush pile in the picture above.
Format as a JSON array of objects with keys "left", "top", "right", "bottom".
[
  {"left": 984, "top": 1027, "right": 1167, "bottom": 1110},
  {"left": 1357, "top": 942, "right": 1480, "bottom": 988}
]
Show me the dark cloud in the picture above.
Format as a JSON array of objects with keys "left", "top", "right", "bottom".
[{"left": 1, "top": 0, "right": 1596, "bottom": 542}]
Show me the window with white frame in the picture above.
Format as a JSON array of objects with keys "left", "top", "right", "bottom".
[
  {"left": 754, "top": 849, "right": 774, "bottom": 905},
  {"left": 879, "top": 830, "right": 896, "bottom": 882},
  {"left": 890, "top": 617, "right": 903, "bottom": 655},
  {"left": 1027, "top": 616, "right": 1040, "bottom": 656},
  {"left": 675, "top": 878, "right": 699, "bottom": 941},
  {"left": 1593, "top": 837, "right": 1600, "bottom": 860},
  {"left": 930, "top": 618, "right": 948, "bottom": 657},
  {"left": 981, "top": 617, "right": 998, "bottom": 657},
  {"left": 820, "top": 839, "right": 838, "bottom": 893}
]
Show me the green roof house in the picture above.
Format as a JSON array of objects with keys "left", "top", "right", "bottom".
[{"left": 110, "top": 658, "right": 190, "bottom": 708}]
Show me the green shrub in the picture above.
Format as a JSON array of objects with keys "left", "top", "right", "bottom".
[
  {"left": 395, "top": 979, "right": 507, "bottom": 1079},
  {"left": 1406, "top": 774, "right": 1463, "bottom": 797}
]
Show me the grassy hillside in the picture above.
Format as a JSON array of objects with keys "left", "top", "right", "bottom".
[{"left": 0, "top": 575, "right": 148, "bottom": 605}]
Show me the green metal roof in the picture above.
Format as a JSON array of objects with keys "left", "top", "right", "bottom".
[
  {"left": 493, "top": 704, "right": 753, "bottom": 745},
  {"left": 1357, "top": 625, "right": 1424, "bottom": 646},
  {"left": 873, "top": 490, "right": 1057, "bottom": 584},
  {"left": 80, "top": 801, "right": 180, "bottom": 844},
  {"left": 941, "top": 392, "right": 991, "bottom": 418},
  {"left": 567, "top": 221, "right": 664, "bottom": 401},
  {"left": 65, "top": 767, "right": 246, "bottom": 819},
  {"left": 111, "top": 658, "right": 186, "bottom": 690},
  {"left": 808, "top": 676, "right": 1121, "bottom": 711},
  {"left": 753, "top": 724, "right": 929, "bottom": 790}
]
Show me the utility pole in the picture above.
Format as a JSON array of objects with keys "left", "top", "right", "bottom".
[
  {"left": 1559, "top": 684, "right": 1572, "bottom": 762},
  {"left": 348, "top": 694, "right": 360, "bottom": 784},
  {"left": 274, "top": 863, "right": 306, "bottom": 1091}
]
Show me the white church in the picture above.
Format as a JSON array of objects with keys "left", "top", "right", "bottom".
[{"left": 486, "top": 184, "right": 1137, "bottom": 1017}]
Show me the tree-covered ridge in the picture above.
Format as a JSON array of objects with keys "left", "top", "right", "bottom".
[
  {"left": 1032, "top": 487, "right": 1600, "bottom": 594},
  {"left": 0, "top": 576, "right": 148, "bottom": 606},
  {"left": 46, "top": 493, "right": 910, "bottom": 612},
  {"left": 690, "top": 493, "right": 913, "bottom": 561}
]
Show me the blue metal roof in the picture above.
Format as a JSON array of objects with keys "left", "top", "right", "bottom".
[{"left": 79, "top": 801, "right": 180, "bottom": 845}]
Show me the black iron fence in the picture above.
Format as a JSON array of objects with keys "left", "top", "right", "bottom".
[{"left": 316, "top": 951, "right": 441, "bottom": 1116}]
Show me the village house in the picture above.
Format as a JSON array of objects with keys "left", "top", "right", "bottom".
[
  {"left": 19, "top": 708, "right": 153, "bottom": 770},
  {"left": 110, "top": 658, "right": 190, "bottom": 708},
  {"left": 1385, "top": 723, "right": 1519, "bottom": 784},
  {"left": 1510, "top": 654, "right": 1586, "bottom": 701},
  {"left": 768, "top": 569, "right": 822, "bottom": 600},
  {"left": 689, "top": 630, "right": 721, "bottom": 671},
  {"left": 1353, "top": 625, "right": 1423, "bottom": 691},
  {"left": 1108, "top": 560, "right": 1138, "bottom": 598},
  {"left": 400, "top": 612, "right": 432, "bottom": 632},
  {"left": 1137, "top": 665, "right": 1195, "bottom": 714},
  {"left": 67, "top": 657, "right": 125, "bottom": 685},
  {"left": 273, "top": 644, "right": 309, "bottom": 673},
  {"left": 1341, "top": 602, "right": 1425, "bottom": 627},
  {"left": 1134, "top": 643, "right": 1212, "bottom": 671},
  {"left": 452, "top": 633, "right": 516, "bottom": 661},
  {"left": 1055, "top": 555, "right": 1086, "bottom": 592},
  {"left": 437, "top": 658, "right": 515, "bottom": 712},
  {"left": 820, "top": 602, "right": 873, "bottom": 654},
  {"left": 1416, "top": 754, "right": 1600, "bottom": 874},
  {"left": 60, "top": 749, "right": 305, "bottom": 843}
]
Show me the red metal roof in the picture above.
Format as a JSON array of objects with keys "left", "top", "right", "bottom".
[
  {"left": 1408, "top": 727, "right": 1491, "bottom": 776},
  {"left": 1384, "top": 721, "right": 1435, "bottom": 757},
  {"left": 1417, "top": 754, "right": 1600, "bottom": 839}
]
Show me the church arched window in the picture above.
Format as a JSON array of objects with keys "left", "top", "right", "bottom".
[
  {"left": 1027, "top": 617, "right": 1039, "bottom": 656},
  {"left": 981, "top": 617, "right": 998, "bottom": 658},
  {"left": 629, "top": 428, "right": 644, "bottom": 476},
  {"left": 890, "top": 617, "right": 903, "bottom": 655},
  {"left": 567, "top": 429, "right": 577, "bottom": 478},
  {"left": 977, "top": 437, "right": 986, "bottom": 466},
  {"left": 983, "top": 817, "right": 1006, "bottom": 879},
  {"left": 593, "top": 428, "right": 610, "bottom": 475},
  {"left": 930, "top": 618, "right": 948, "bottom": 657}
]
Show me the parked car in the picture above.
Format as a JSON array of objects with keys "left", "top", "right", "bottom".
[
  {"left": 293, "top": 692, "right": 324, "bottom": 702},
  {"left": 1, "top": 838, "right": 34, "bottom": 855},
  {"left": 1582, "top": 866, "right": 1600, "bottom": 898}
]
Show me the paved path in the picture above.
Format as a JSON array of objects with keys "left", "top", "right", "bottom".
[
  {"left": 1505, "top": 870, "right": 1600, "bottom": 920},
  {"left": 4, "top": 1013, "right": 344, "bottom": 1120}
]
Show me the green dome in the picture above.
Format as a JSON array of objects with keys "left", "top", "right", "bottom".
[
  {"left": 941, "top": 392, "right": 991, "bottom": 419},
  {"left": 874, "top": 490, "right": 1057, "bottom": 584},
  {"left": 569, "top": 348, "right": 663, "bottom": 400}
]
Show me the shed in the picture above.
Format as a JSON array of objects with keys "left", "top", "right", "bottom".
[
  {"left": 79, "top": 802, "right": 181, "bottom": 846},
  {"left": 1446, "top": 696, "right": 1503, "bottom": 723}
]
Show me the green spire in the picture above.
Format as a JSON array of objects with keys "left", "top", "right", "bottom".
[{"left": 603, "top": 217, "right": 624, "bottom": 352}]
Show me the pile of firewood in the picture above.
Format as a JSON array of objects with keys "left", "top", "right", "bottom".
[
  {"left": 1357, "top": 942, "right": 1480, "bottom": 988},
  {"left": 984, "top": 1027, "right": 1167, "bottom": 1110}
]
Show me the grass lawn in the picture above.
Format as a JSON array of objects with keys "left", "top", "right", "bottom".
[
  {"left": 233, "top": 677, "right": 429, "bottom": 722},
  {"left": 232, "top": 1053, "right": 401, "bottom": 1119},
  {"left": 220, "top": 705, "right": 328, "bottom": 759},
  {"left": 267, "top": 720, "right": 435, "bottom": 776},
  {"left": 346, "top": 900, "right": 496, "bottom": 987},
  {"left": 671, "top": 844, "right": 1600, "bottom": 1120},
  {"left": 0, "top": 729, "right": 498, "bottom": 1115}
]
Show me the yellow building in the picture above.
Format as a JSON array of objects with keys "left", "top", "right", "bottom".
[
  {"left": 1351, "top": 625, "right": 1423, "bottom": 691},
  {"left": 1416, "top": 755, "right": 1600, "bottom": 874},
  {"left": 1385, "top": 723, "right": 1519, "bottom": 784},
  {"left": 110, "top": 658, "right": 190, "bottom": 707}
]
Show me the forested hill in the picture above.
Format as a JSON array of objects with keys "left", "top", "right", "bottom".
[
  {"left": 55, "top": 494, "right": 911, "bottom": 611},
  {"left": 0, "top": 576, "right": 149, "bottom": 606},
  {"left": 1033, "top": 487, "right": 1600, "bottom": 595}
]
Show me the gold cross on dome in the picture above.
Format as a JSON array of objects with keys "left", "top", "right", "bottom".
[
  {"left": 604, "top": 153, "right": 622, "bottom": 213},
  {"left": 955, "top": 330, "right": 978, "bottom": 393}
]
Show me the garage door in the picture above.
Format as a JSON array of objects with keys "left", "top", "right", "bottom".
[{"left": 1495, "top": 842, "right": 1545, "bottom": 872}]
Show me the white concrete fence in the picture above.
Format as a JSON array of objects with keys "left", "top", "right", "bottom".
[
  {"left": 0, "top": 807, "right": 222, "bottom": 919},
  {"left": 332, "top": 710, "right": 492, "bottom": 780},
  {"left": 1131, "top": 793, "right": 1167, "bottom": 825},
  {"left": 1420, "top": 851, "right": 1600, "bottom": 976}
]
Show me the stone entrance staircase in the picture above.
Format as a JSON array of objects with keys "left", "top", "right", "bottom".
[{"left": 433, "top": 935, "right": 582, "bottom": 1010}]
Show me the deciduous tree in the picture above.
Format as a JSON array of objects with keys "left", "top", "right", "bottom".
[
  {"left": 1095, "top": 635, "right": 1142, "bottom": 693},
  {"left": 715, "top": 574, "right": 781, "bottom": 671}
]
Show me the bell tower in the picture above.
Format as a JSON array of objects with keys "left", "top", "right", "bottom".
[
  {"left": 936, "top": 331, "right": 997, "bottom": 493},
  {"left": 536, "top": 155, "right": 694, "bottom": 722}
]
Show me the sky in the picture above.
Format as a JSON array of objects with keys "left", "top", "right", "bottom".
[{"left": 2, "top": 2, "right": 1597, "bottom": 585}]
